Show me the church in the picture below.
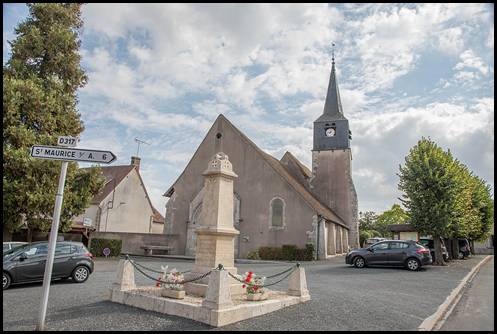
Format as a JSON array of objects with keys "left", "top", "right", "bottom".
[{"left": 163, "top": 57, "right": 358, "bottom": 259}]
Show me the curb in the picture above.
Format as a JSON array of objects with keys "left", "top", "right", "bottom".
[{"left": 417, "top": 255, "right": 493, "bottom": 331}]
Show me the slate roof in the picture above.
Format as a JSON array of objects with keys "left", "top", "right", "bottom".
[
  {"left": 164, "top": 114, "right": 348, "bottom": 229},
  {"left": 388, "top": 224, "right": 417, "bottom": 232},
  {"left": 281, "top": 151, "right": 312, "bottom": 179},
  {"left": 315, "top": 61, "right": 347, "bottom": 122},
  {"left": 89, "top": 165, "right": 135, "bottom": 204},
  {"left": 152, "top": 207, "right": 165, "bottom": 224}
]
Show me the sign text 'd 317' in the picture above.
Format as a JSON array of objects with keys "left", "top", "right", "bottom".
[{"left": 31, "top": 145, "right": 116, "bottom": 164}]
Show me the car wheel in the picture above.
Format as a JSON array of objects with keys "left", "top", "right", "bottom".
[
  {"left": 406, "top": 258, "right": 420, "bottom": 271},
  {"left": 3, "top": 272, "right": 11, "bottom": 290},
  {"left": 353, "top": 256, "right": 366, "bottom": 268},
  {"left": 72, "top": 266, "right": 90, "bottom": 283}
]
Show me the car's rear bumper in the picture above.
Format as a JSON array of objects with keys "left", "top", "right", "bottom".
[{"left": 421, "top": 256, "right": 433, "bottom": 266}]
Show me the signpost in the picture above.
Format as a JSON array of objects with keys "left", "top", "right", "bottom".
[
  {"left": 83, "top": 217, "right": 92, "bottom": 227},
  {"left": 33, "top": 137, "right": 116, "bottom": 331},
  {"left": 103, "top": 247, "right": 111, "bottom": 258}
]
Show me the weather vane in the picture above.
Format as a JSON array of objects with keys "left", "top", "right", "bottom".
[{"left": 134, "top": 137, "right": 150, "bottom": 157}]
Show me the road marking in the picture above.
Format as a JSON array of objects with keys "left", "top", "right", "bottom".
[{"left": 417, "top": 255, "right": 493, "bottom": 331}]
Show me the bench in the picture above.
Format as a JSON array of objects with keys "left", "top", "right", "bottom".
[{"left": 140, "top": 245, "right": 174, "bottom": 256}]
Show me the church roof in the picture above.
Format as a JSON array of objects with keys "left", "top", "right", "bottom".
[
  {"left": 164, "top": 114, "right": 348, "bottom": 228},
  {"left": 280, "top": 151, "right": 312, "bottom": 179},
  {"left": 315, "top": 60, "right": 346, "bottom": 122}
]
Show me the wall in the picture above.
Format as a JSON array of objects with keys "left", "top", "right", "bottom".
[
  {"left": 310, "top": 149, "right": 359, "bottom": 248},
  {"left": 89, "top": 231, "right": 179, "bottom": 255},
  {"left": 97, "top": 169, "right": 155, "bottom": 234}
]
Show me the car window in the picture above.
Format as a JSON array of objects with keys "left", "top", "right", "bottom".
[
  {"left": 55, "top": 244, "right": 72, "bottom": 255},
  {"left": 372, "top": 242, "right": 389, "bottom": 250},
  {"left": 3, "top": 244, "right": 10, "bottom": 251},
  {"left": 389, "top": 242, "right": 409, "bottom": 249}
]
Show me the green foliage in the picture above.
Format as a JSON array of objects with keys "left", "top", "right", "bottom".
[
  {"left": 398, "top": 137, "right": 494, "bottom": 263},
  {"left": 3, "top": 4, "right": 105, "bottom": 236},
  {"left": 376, "top": 204, "right": 409, "bottom": 236},
  {"left": 258, "top": 247, "right": 283, "bottom": 260},
  {"left": 281, "top": 244, "right": 298, "bottom": 260},
  {"left": 258, "top": 244, "right": 314, "bottom": 261},
  {"left": 89, "top": 238, "right": 122, "bottom": 257},
  {"left": 246, "top": 250, "right": 260, "bottom": 260}
]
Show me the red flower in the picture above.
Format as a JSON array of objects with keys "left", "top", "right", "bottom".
[
  {"left": 248, "top": 271, "right": 253, "bottom": 277},
  {"left": 246, "top": 276, "right": 252, "bottom": 283},
  {"left": 242, "top": 285, "right": 246, "bottom": 288}
]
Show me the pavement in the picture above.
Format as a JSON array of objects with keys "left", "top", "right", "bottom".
[
  {"left": 439, "top": 256, "right": 494, "bottom": 331},
  {"left": 2, "top": 255, "right": 491, "bottom": 331}
]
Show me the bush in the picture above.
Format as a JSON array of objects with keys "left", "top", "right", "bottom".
[
  {"left": 89, "top": 238, "right": 122, "bottom": 257},
  {"left": 258, "top": 246, "right": 283, "bottom": 260},
  {"left": 246, "top": 250, "right": 260, "bottom": 260},
  {"left": 258, "top": 244, "right": 314, "bottom": 261},
  {"left": 281, "top": 244, "right": 298, "bottom": 260}
]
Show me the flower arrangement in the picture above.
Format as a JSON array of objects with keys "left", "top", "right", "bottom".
[
  {"left": 156, "top": 268, "right": 184, "bottom": 291},
  {"left": 240, "top": 271, "right": 266, "bottom": 295}
]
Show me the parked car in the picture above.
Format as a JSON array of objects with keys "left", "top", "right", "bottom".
[
  {"left": 458, "top": 238, "right": 471, "bottom": 259},
  {"left": 345, "top": 240, "right": 432, "bottom": 271},
  {"left": 418, "top": 238, "right": 449, "bottom": 262},
  {"left": 3, "top": 242, "right": 28, "bottom": 253},
  {"left": 3, "top": 241, "right": 94, "bottom": 290},
  {"left": 362, "top": 237, "right": 387, "bottom": 248}
]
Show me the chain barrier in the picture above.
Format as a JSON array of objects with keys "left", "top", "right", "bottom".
[
  {"left": 124, "top": 255, "right": 191, "bottom": 274},
  {"left": 126, "top": 255, "right": 210, "bottom": 285},
  {"left": 227, "top": 263, "right": 299, "bottom": 288}
]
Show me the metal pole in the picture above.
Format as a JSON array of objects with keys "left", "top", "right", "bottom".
[{"left": 36, "top": 161, "right": 68, "bottom": 331}]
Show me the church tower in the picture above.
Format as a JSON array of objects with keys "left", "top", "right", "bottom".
[{"left": 310, "top": 52, "right": 359, "bottom": 249}]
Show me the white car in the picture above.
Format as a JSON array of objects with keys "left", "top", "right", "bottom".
[
  {"left": 362, "top": 237, "right": 387, "bottom": 248},
  {"left": 3, "top": 242, "right": 28, "bottom": 253}
]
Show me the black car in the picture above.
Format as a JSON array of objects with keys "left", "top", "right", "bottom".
[
  {"left": 419, "top": 238, "right": 449, "bottom": 262},
  {"left": 345, "top": 240, "right": 432, "bottom": 271},
  {"left": 3, "top": 241, "right": 94, "bottom": 290},
  {"left": 458, "top": 238, "right": 471, "bottom": 259}
]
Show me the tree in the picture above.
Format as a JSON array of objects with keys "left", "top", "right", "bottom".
[
  {"left": 398, "top": 138, "right": 460, "bottom": 265},
  {"left": 3, "top": 3, "right": 104, "bottom": 240},
  {"left": 358, "top": 211, "right": 380, "bottom": 247},
  {"left": 376, "top": 204, "right": 409, "bottom": 237},
  {"left": 398, "top": 137, "right": 494, "bottom": 265}
]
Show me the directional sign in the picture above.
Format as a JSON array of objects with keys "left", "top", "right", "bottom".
[
  {"left": 31, "top": 145, "right": 116, "bottom": 164},
  {"left": 57, "top": 136, "right": 79, "bottom": 147}
]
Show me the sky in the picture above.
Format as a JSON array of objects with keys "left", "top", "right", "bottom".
[{"left": 3, "top": 3, "right": 494, "bottom": 216}]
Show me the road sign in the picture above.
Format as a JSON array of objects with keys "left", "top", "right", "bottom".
[
  {"left": 83, "top": 218, "right": 92, "bottom": 227},
  {"left": 57, "top": 136, "right": 79, "bottom": 147},
  {"left": 31, "top": 145, "right": 116, "bottom": 164},
  {"left": 103, "top": 248, "right": 111, "bottom": 257}
]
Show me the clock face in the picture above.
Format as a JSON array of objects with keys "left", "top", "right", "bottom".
[{"left": 325, "top": 127, "right": 336, "bottom": 137}]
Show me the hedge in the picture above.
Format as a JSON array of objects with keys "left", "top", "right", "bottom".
[
  {"left": 89, "top": 238, "right": 122, "bottom": 257},
  {"left": 258, "top": 243, "right": 314, "bottom": 261}
]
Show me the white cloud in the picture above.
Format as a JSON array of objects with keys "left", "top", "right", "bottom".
[{"left": 454, "top": 49, "right": 489, "bottom": 75}]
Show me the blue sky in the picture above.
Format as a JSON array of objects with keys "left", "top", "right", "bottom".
[{"left": 3, "top": 3, "right": 494, "bottom": 215}]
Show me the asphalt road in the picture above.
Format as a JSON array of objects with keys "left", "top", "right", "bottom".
[
  {"left": 2, "top": 255, "right": 489, "bottom": 331},
  {"left": 440, "top": 256, "right": 494, "bottom": 331}
]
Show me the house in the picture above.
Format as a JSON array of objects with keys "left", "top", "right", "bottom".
[
  {"left": 388, "top": 224, "right": 420, "bottom": 241},
  {"left": 163, "top": 57, "right": 359, "bottom": 259},
  {"left": 72, "top": 156, "right": 164, "bottom": 238}
]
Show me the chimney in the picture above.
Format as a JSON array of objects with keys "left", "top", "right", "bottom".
[{"left": 131, "top": 156, "right": 141, "bottom": 171}]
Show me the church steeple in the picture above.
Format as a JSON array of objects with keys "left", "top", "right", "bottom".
[
  {"left": 316, "top": 50, "right": 346, "bottom": 122},
  {"left": 313, "top": 44, "right": 350, "bottom": 151}
]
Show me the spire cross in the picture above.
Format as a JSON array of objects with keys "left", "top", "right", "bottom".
[{"left": 331, "top": 42, "right": 336, "bottom": 65}]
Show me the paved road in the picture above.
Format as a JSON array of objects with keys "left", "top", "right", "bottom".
[
  {"left": 440, "top": 256, "right": 494, "bottom": 332},
  {"left": 2, "top": 255, "right": 488, "bottom": 331}
]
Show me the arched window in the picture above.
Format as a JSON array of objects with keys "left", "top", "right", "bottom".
[{"left": 270, "top": 197, "right": 285, "bottom": 228}]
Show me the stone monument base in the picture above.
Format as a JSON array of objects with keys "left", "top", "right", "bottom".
[
  {"left": 184, "top": 281, "right": 244, "bottom": 297},
  {"left": 109, "top": 286, "right": 310, "bottom": 327}
]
